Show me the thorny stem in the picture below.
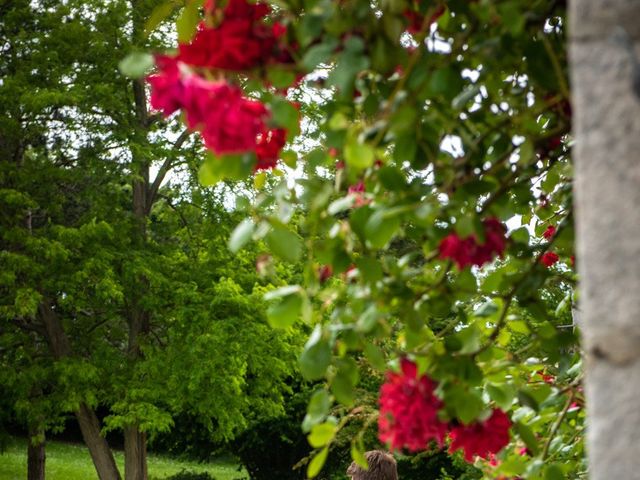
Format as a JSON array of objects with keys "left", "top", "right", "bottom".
[{"left": 541, "top": 390, "right": 575, "bottom": 460}]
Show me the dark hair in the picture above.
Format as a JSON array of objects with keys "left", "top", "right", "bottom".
[{"left": 346, "top": 450, "right": 398, "bottom": 480}]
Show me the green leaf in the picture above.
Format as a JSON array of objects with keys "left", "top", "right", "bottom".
[
  {"left": 307, "top": 447, "right": 329, "bottom": 478},
  {"left": 517, "top": 389, "right": 540, "bottom": 411},
  {"left": 267, "top": 67, "right": 297, "bottom": 89},
  {"left": 302, "top": 40, "right": 338, "bottom": 70},
  {"left": 356, "top": 305, "right": 380, "bottom": 333},
  {"left": 475, "top": 300, "right": 498, "bottom": 317},
  {"left": 355, "top": 257, "right": 383, "bottom": 284},
  {"left": 118, "top": 52, "right": 154, "bottom": 79},
  {"left": 270, "top": 97, "right": 300, "bottom": 139},
  {"left": 545, "top": 464, "right": 565, "bottom": 480},
  {"left": 308, "top": 422, "right": 336, "bottom": 448},
  {"left": 378, "top": 166, "right": 406, "bottom": 191},
  {"left": 228, "top": 218, "right": 255, "bottom": 253},
  {"left": 510, "top": 226, "right": 530, "bottom": 244},
  {"left": 446, "top": 386, "right": 484, "bottom": 425},
  {"left": 364, "top": 210, "right": 401, "bottom": 249},
  {"left": 331, "top": 371, "right": 355, "bottom": 407},
  {"left": 327, "top": 37, "right": 370, "bottom": 93},
  {"left": 281, "top": 150, "right": 297, "bottom": 168},
  {"left": 265, "top": 224, "right": 303, "bottom": 263},
  {"left": 145, "top": 2, "right": 176, "bottom": 36},
  {"left": 351, "top": 442, "right": 369, "bottom": 470},
  {"left": 176, "top": 0, "right": 202, "bottom": 43},
  {"left": 486, "top": 384, "right": 516, "bottom": 411},
  {"left": 328, "top": 196, "right": 356, "bottom": 215},
  {"left": 300, "top": 327, "right": 331, "bottom": 380},
  {"left": 498, "top": 1, "right": 526, "bottom": 36},
  {"left": 429, "top": 67, "right": 463, "bottom": 100},
  {"left": 303, "top": 389, "right": 331, "bottom": 432},
  {"left": 264, "top": 285, "right": 302, "bottom": 301},
  {"left": 254, "top": 171, "right": 267, "bottom": 190},
  {"left": 394, "top": 135, "right": 418, "bottom": 163},
  {"left": 514, "top": 421, "right": 540, "bottom": 455},
  {"left": 267, "top": 293, "right": 303, "bottom": 329},
  {"left": 455, "top": 324, "right": 482, "bottom": 354},
  {"left": 345, "top": 139, "right": 375, "bottom": 170},
  {"left": 199, "top": 152, "right": 256, "bottom": 186},
  {"left": 363, "top": 343, "right": 386, "bottom": 371}
]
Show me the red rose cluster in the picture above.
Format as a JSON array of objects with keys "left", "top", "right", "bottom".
[
  {"left": 540, "top": 225, "right": 562, "bottom": 268},
  {"left": 540, "top": 251, "right": 559, "bottom": 267},
  {"left": 378, "top": 359, "right": 512, "bottom": 462},
  {"left": 180, "top": 0, "right": 288, "bottom": 71},
  {"left": 146, "top": 0, "right": 291, "bottom": 171},
  {"left": 439, "top": 218, "right": 507, "bottom": 269},
  {"left": 448, "top": 409, "right": 512, "bottom": 462},
  {"left": 378, "top": 359, "right": 449, "bottom": 452}
]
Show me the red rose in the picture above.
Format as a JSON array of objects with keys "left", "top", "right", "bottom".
[
  {"left": 439, "top": 218, "right": 507, "bottom": 269},
  {"left": 178, "top": 0, "right": 282, "bottom": 71},
  {"left": 318, "top": 265, "right": 333, "bottom": 283},
  {"left": 348, "top": 181, "right": 365, "bottom": 194},
  {"left": 199, "top": 87, "right": 268, "bottom": 154},
  {"left": 378, "top": 359, "right": 448, "bottom": 452},
  {"left": 178, "top": 19, "right": 272, "bottom": 71},
  {"left": 180, "top": 75, "right": 229, "bottom": 131},
  {"left": 449, "top": 409, "right": 512, "bottom": 462},
  {"left": 542, "top": 225, "right": 556, "bottom": 239},
  {"left": 540, "top": 251, "right": 559, "bottom": 268},
  {"left": 223, "top": 0, "right": 270, "bottom": 21},
  {"left": 147, "top": 55, "right": 184, "bottom": 117},
  {"left": 255, "top": 127, "right": 286, "bottom": 170}
]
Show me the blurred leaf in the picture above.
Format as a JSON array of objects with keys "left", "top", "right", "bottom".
[
  {"left": 267, "top": 292, "right": 303, "bottom": 328},
  {"left": 365, "top": 210, "right": 401, "bottom": 249},
  {"left": 300, "top": 327, "right": 331, "bottom": 380},
  {"left": 228, "top": 218, "right": 255, "bottom": 253},
  {"left": 266, "top": 224, "right": 303, "bottom": 263},
  {"left": 351, "top": 442, "right": 368, "bottom": 470},
  {"left": 307, "top": 447, "right": 329, "bottom": 478},
  {"left": 515, "top": 421, "right": 540, "bottom": 455},
  {"left": 303, "top": 389, "right": 331, "bottom": 432},
  {"left": 118, "top": 52, "right": 154, "bottom": 79},
  {"left": 345, "top": 139, "right": 375, "bottom": 170},
  {"left": 145, "top": 2, "right": 176, "bottom": 36},
  {"left": 176, "top": 0, "right": 202, "bottom": 43},
  {"left": 545, "top": 464, "right": 565, "bottom": 480},
  {"left": 308, "top": 422, "right": 336, "bottom": 448}
]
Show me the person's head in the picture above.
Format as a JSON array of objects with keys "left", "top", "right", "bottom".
[{"left": 346, "top": 450, "right": 398, "bottom": 480}]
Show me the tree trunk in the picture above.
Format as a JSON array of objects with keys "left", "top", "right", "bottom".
[
  {"left": 27, "top": 428, "right": 45, "bottom": 480},
  {"left": 75, "top": 403, "right": 122, "bottom": 480},
  {"left": 570, "top": 1, "right": 640, "bottom": 478},
  {"left": 123, "top": 75, "right": 153, "bottom": 480},
  {"left": 124, "top": 425, "right": 147, "bottom": 480},
  {"left": 38, "top": 300, "right": 122, "bottom": 480}
]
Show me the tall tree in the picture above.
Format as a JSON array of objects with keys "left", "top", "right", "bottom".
[
  {"left": 570, "top": 1, "right": 640, "bottom": 478},
  {"left": 1, "top": 2, "right": 299, "bottom": 479}
]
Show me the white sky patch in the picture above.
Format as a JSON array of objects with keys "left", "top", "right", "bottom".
[{"left": 440, "top": 135, "right": 464, "bottom": 157}]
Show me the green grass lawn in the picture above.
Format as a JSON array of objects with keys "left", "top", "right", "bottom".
[{"left": 0, "top": 437, "right": 247, "bottom": 480}]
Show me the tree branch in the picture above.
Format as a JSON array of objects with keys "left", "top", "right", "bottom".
[{"left": 147, "top": 129, "right": 192, "bottom": 212}]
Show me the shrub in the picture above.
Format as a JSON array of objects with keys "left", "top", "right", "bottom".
[{"left": 163, "top": 470, "right": 216, "bottom": 480}]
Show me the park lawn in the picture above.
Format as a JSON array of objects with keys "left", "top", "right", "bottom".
[{"left": 0, "top": 437, "right": 247, "bottom": 480}]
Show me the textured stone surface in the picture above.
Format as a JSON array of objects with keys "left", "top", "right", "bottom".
[{"left": 570, "top": 0, "right": 640, "bottom": 478}]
